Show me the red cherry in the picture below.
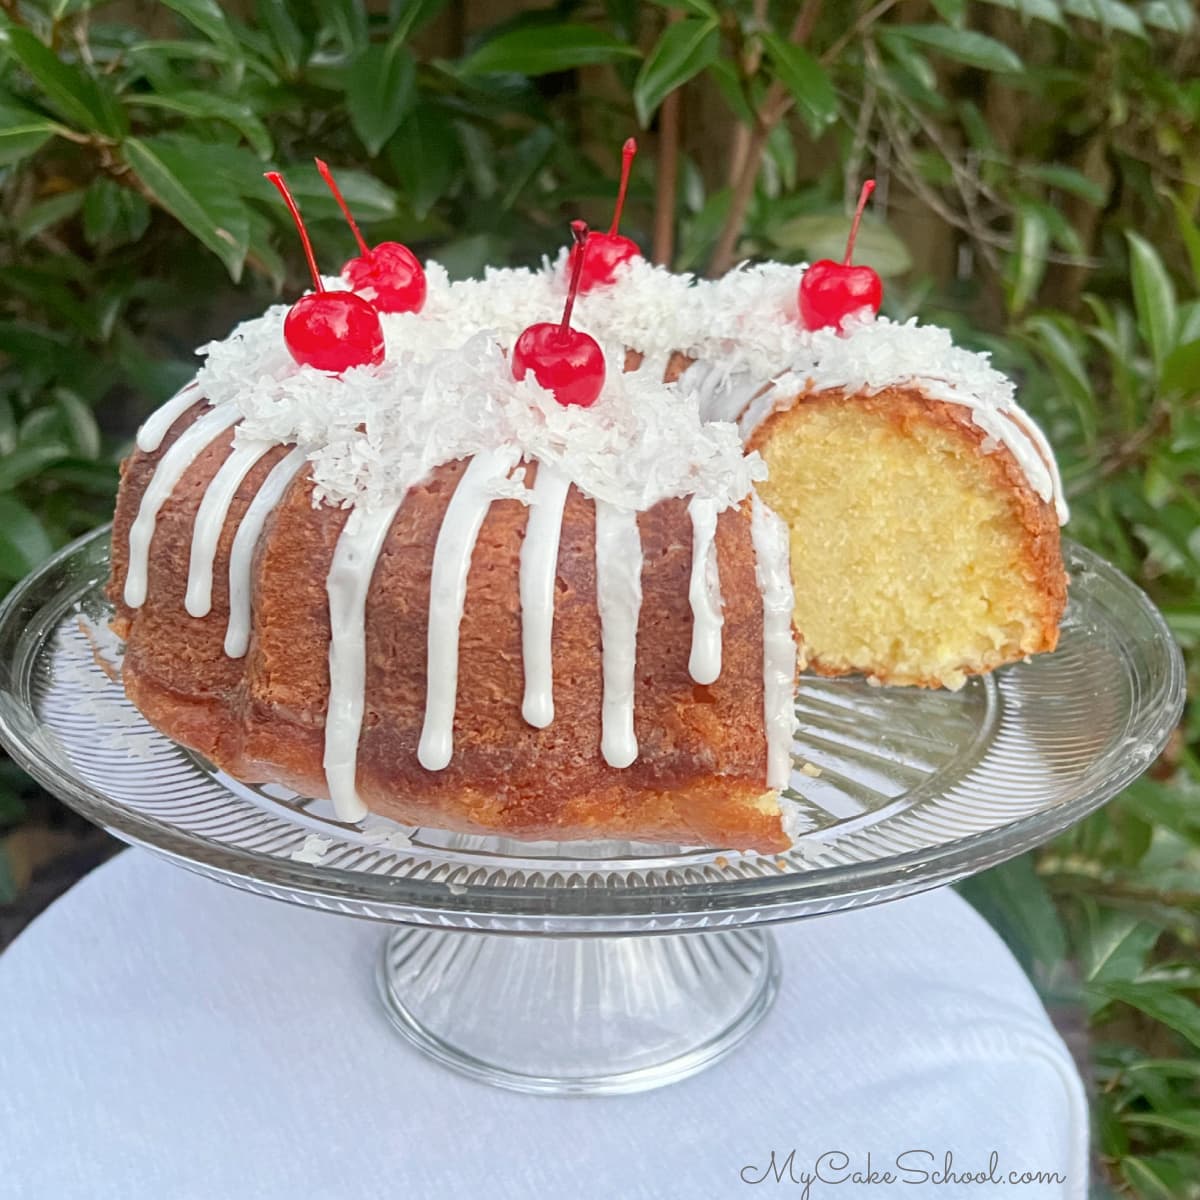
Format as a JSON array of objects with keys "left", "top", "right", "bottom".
[
  {"left": 343, "top": 242, "right": 426, "bottom": 313},
  {"left": 283, "top": 292, "right": 385, "bottom": 372},
  {"left": 265, "top": 171, "right": 385, "bottom": 372},
  {"left": 316, "top": 158, "right": 426, "bottom": 314},
  {"left": 798, "top": 180, "right": 883, "bottom": 332},
  {"left": 567, "top": 138, "right": 641, "bottom": 292},
  {"left": 513, "top": 220, "right": 606, "bottom": 408}
]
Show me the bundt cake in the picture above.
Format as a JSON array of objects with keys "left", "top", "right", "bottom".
[
  {"left": 109, "top": 328, "right": 799, "bottom": 853},
  {"left": 344, "top": 253, "right": 1068, "bottom": 689},
  {"left": 107, "top": 165, "right": 1069, "bottom": 851}
]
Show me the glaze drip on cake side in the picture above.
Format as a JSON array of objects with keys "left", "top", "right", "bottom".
[{"left": 124, "top": 331, "right": 793, "bottom": 824}]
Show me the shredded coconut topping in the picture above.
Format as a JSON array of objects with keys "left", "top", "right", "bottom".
[
  {"left": 383, "top": 254, "right": 809, "bottom": 380},
  {"left": 196, "top": 320, "right": 762, "bottom": 514},
  {"left": 192, "top": 252, "right": 1064, "bottom": 522}
]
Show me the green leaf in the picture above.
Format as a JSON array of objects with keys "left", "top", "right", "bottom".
[
  {"left": 0, "top": 97, "right": 59, "bottom": 165},
  {"left": 1122, "top": 1156, "right": 1195, "bottom": 1200},
  {"left": 1024, "top": 162, "right": 1108, "bottom": 206},
  {"left": 1022, "top": 315, "right": 1098, "bottom": 444},
  {"left": 931, "top": 0, "right": 967, "bottom": 21},
  {"left": 315, "top": 0, "right": 369, "bottom": 56},
  {"left": 389, "top": 102, "right": 459, "bottom": 219},
  {"left": 256, "top": 0, "right": 306, "bottom": 74},
  {"left": 1078, "top": 909, "right": 1160, "bottom": 1011},
  {"left": 13, "top": 190, "right": 83, "bottom": 243},
  {"left": 1160, "top": 338, "right": 1200, "bottom": 396},
  {"left": 978, "top": 0, "right": 1066, "bottom": 25},
  {"left": 1094, "top": 981, "right": 1200, "bottom": 1050},
  {"left": 1172, "top": 196, "right": 1200, "bottom": 293},
  {"left": 1063, "top": 0, "right": 1146, "bottom": 36},
  {"left": 759, "top": 32, "right": 838, "bottom": 138},
  {"left": 1127, "top": 231, "right": 1179, "bottom": 378},
  {"left": 1008, "top": 202, "right": 1049, "bottom": 314},
  {"left": 0, "top": 443, "right": 71, "bottom": 491},
  {"left": 499, "top": 124, "right": 555, "bottom": 211},
  {"left": 887, "top": 24, "right": 1024, "bottom": 72},
  {"left": 82, "top": 178, "right": 151, "bottom": 249},
  {"left": 461, "top": 25, "right": 639, "bottom": 77},
  {"left": 53, "top": 389, "right": 101, "bottom": 459},
  {"left": 0, "top": 27, "right": 127, "bottom": 137},
  {"left": 123, "top": 136, "right": 251, "bottom": 281},
  {"left": 706, "top": 59, "right": 755, "bottom": 125},
  {"left": 0, "top": 319, "right": 70, "bottom": 364},
  {"left": 391, "top": 0, "right": 450, "bottom": 43},
  {"left": 160, "top": 0, "right": 241, "bottom": 53},
  {"left": 346, "top": 40, "right": 416, "bottom": 157},
  {"left": 129, "top": 91, "right": 272, "bottom": 159},
  {"left": 0, "top": 495, "right": 54, "bottom": 581},
  {"left": 1142, "top": 0, "right": 1195, "bottom": 33},
  {"left": 633, "top": 18, "right": 717, "bottom": 127}
]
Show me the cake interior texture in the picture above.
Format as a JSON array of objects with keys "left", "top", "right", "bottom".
[{"left": 750, "top": 386, "right": 1066, "bottom": 690}]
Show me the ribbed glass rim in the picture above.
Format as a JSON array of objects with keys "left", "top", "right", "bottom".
[{"left": 0, "top": 526, "right": 1185, "bottom": 931}]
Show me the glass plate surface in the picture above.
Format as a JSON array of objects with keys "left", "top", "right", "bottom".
[{"left": 0, "top": 527, "right": 1184, "bottom": 933}]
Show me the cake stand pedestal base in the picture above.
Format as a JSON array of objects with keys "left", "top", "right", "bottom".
[{"left": 376, "top": 926, "right": 780, "bottom": 1095}]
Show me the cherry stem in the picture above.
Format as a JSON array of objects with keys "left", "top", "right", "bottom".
[
  {"left": 314, "top": 158, "right": 370, "bottom": 258},
  {"left": 609, "top": 137, "right": 637, "bottom": 237},
  {"left": 265, "top": 171, "right": 324, "bottom": 293},
  {"left": 843, "top": 179, "right": 876, "bottom": 266},
  {"left": 560, "top": 220, "right": 589, "bottom": 341}
]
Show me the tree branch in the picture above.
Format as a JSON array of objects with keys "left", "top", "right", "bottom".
[
  {"left": 653, "top": 86, "right": 681, "bottom": 265},
  {"left": 708, "top": 0, "right": 823, "bottom": 276}
]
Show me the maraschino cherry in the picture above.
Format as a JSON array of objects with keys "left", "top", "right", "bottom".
[
  {"left": 798, "top": 180, "right": 883, "bottom": 332},
  {"left": 265, "top": 171, "right": 385, "bottom": 372},
  {"left": 513, "top": 220, "right": 606, "bottom": 408},
  {"left": 567, "top": 138, "right": 640, "bottom": 291},
  {"left": 315, "top": 158, "right": 426, "bottom": 314}
]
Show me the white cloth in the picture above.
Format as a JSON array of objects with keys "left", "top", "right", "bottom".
[{"left": 0, "top": 851, "right": 1088, "bottom": 1200}]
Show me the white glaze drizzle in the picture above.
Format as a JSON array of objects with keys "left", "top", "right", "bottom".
[
  {"left": 224, "top": 447, "right": 307, "bottom": 658},
  {"left": 594, "top": 501, "right": 643, "bottom": 769},
  {"left": 418, "top": 448, "right": 522, "bottom": 771},
  {"left": 750, "top": 494, "right": 797, "bottom": 791},
  {"left": 324, "top": 501, "right": 403, "bottom": 821},
  {"left": 136, "top": 383, "right": 202, "bottom": 453},
  {"left": 184, "top": 440, "right": 276, "bottom": 618},
  {"left": 686, "top": 360, "right": 768, "bottom": 427},
  {"left": 519, "top": 464, "right": 571, "bottom": 729},
  {"left": 686, "top": 497, "right": 724, "bottom": 685},
  {"left": 124, "top": 402, "right": 240, "bottom": 608},
  {"left": 738, "top": 383, "right": 784, "bottom": 442}
]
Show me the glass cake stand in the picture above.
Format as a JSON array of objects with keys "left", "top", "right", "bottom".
[{"left": 0, "top": 528, "right": 1184, "bottom": 1095}]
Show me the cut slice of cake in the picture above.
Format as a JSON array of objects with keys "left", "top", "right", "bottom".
[{"left": 736, "top": 315, "right": 1067, "bottom": 689}]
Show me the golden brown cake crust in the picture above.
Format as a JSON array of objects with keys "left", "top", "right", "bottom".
[
  {"left": 747, "top": 384, "right": 1067, "bottom": 689},
  {"left": 108, "top": 402, "right": 789, "bottom": 853}
]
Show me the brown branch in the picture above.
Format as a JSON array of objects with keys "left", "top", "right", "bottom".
[
  {"left": 821, "top": 0, "right": 900, "bottom": 68},
  {"left": 653, "top": 87, "right": 681, "bottom": 265},
  {"left": 708, "top": 0, "right": 824, "bottom": 276}
]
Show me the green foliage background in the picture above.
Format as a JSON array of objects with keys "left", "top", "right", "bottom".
[{"left": 0, "top": 1, "right": 1198, "bottom": 1192}]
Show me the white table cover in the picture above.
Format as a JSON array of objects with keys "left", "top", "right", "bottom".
[{"left": 0, "top": 851, "right": 1088, "bottom": 1199}]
